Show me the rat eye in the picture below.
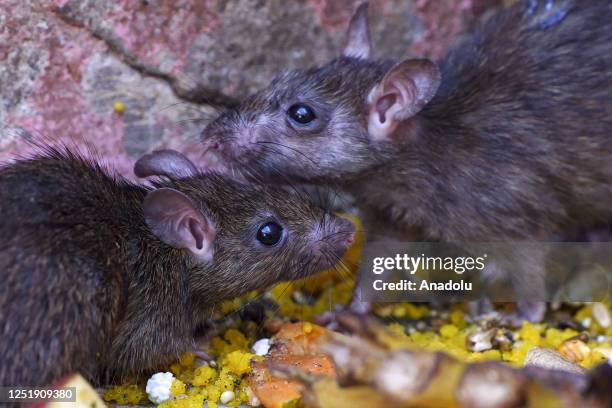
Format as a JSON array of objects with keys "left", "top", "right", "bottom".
[
  {"left": 287, "top": 104, "right": 316, "bottom": 124},
  {"left": 256, "top": 222, "right": 284, "bottom": 246}
]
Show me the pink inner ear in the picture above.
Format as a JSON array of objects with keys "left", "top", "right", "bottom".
[
  {"left": 188, "top": 218, "right": 204, "bottom": 250},
  {"left": 376, "top": 93, "right": 397, "bottom": 123}
]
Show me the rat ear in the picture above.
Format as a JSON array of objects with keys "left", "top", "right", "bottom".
[
  {"left": 366, "top": 59, "right": 441, "bottom": 141},
  {"left": 343, "top": 2, "right": 371, "bottom": 59},
  {"left": 134, "top": 149, "right": 198, "bottom": 179},
  {"left": 143, "top": 188, "right": 216, "bottom": 262}
]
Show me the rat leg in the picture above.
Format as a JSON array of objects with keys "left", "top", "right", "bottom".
[
  {"left": 347, "top": 286, "right": 371, "bottom": 315},
  {"left": 468, "top": 297, "right": 497, "bottom": 318},
  {"left": 105, "top": 274, "right": 195, "bottom": 383},
  {"left": 314, "top": 273, "right": 371, "bottom": 330},
  {"left": 504, "top": 300, "right": 547, "bottom": 326},
  {"left": 507, "top": 247, "right": 548, "bottom": 324},
  {"left": 467, "top": 245, "right": 548, "bottom": 326},
  {"left": 316, "top": 211, "right": 422, "bottom": 328},
  {"left": 107, "top": 315, "right": 195, "bottom": 382}
]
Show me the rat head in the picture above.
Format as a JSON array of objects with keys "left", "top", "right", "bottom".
[
  {"left": 136, "top": 150, "right": 355, "bottom": 303},
  {"left": 201, "top": 2, "right": 441, "bottom": 185}
]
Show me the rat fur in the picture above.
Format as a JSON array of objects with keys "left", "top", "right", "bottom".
[
  {"left": 201, "top": 0, "right": 612, "bottom": 309},
  {"left": 0, "top": 147, "right": 354, "bottom": 386}
]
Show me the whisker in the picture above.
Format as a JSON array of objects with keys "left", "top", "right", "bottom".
[{"left": 255, "top": 140, "right": 319, "bottom": 168}]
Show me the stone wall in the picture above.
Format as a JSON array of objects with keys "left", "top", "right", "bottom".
[{"left": 0, "top": 0, "right": 502, "bottom": 177}]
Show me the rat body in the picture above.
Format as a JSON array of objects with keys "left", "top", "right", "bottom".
[
  {"left": 201, "top": 0, "right": 612, "bottom": 309},
  {"left": 0, "top": 147, "right": 353, "bottom": 387}
]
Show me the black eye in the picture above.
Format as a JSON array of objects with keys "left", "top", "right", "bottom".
[
  {"left": 256, "top": 222, "right": 284, "bottom": 246},
  {"left": 287, "top": 104, "right": 316, "bottom": 124}
]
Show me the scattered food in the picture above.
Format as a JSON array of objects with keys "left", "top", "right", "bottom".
[
  {"left": 465, "top": 328, "right": 495, "bottom": 352},
  {"left": 592, "top": 302, "right": 611, "bottom": 328},
  {"left": 219, "top": 389, "right": 235, "bottom": 404},
  {"left": 251, "top": 338, "right": 271, "bottom": 356},
  {"left": 558, "top": 337, "right": 591, "bottom": 363},
  {"left": 146, "top": 372, "right": 177, "bottom": 404},
  {"left": 524, "top": 347, "right": 585, "bottom": 374},
  {"left": 99, "top": 218, "right": 612, "bottom": 407},
  {"left": 112, "top": 101, "right": 125, "bottom": 114}
]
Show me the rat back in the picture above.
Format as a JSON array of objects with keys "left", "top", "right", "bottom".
[
  {"left": 198, "top": 0, "right": 612, "bottom": 322},
  {"left": 0, "top": 149, "right": 143, "bottom": 386},
  {"left": 412, "top": 0, "right": 612, "bottom": 237},
  {"left": 202, "top": 0, "right": 612, "bottom": 241},
  {"left": 342, "top": 0, "right": 612, "bottom": 241}
]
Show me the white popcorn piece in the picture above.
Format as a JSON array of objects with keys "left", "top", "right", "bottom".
[
  {"left": 146, "top": 372, "right": 175, "bottom": 404},
  {"left": 220, "top": 390, "right": 235, "bottom": 404},
  {"left": 251, "top": 338, "right": 271, "bottom": 356}
]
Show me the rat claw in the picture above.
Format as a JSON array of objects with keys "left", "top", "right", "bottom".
[
  {"left": 315, "top": 301, "right": 372, "bottom": 332},
  {"left": 500, "top": 301, "right": 547, "bottom": 327},
  {"left": 191, "top": 350, "right": 214, "bottom": 367},
  {"left": 468, "top": 298, "right": 498, "bottom": 319},
  {"left": 193, "top": 350, "right": 213, "bottom": 361}
]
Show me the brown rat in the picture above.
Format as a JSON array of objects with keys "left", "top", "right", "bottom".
[
  {"left": 200, "top": 0, "right": 612, "bottom": 316},
  {"left": 0, "top": 147, "right": 354, "bottom": 387}
]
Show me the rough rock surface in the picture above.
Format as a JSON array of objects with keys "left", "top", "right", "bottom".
[{"left": 0, "top": 0, "right": 502, "bottom": 178}]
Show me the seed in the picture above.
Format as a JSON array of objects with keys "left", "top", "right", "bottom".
[
  {"left": 466, "top": 328, "right": 495, "bottom": 352},
  {"left": 592, "top": 303, "right": 610, "bottom": 328},
  {"left": 558, "top": 339, "right": 590, "bottom": 363},
  {"left": 220, "top": 390, "right": 235, "bottom": 404},
  {"left": 524, "top": 347, "right": 584, "bottom": 374},
  {"left": 112, "top": 101, "right": 125, "bottom": 114}
]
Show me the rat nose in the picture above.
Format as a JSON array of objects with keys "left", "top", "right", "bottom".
[
  {"left": 335, "top": 217, "right": 356, "bottom": 247},
  {"left": 201, "top": 133, "right": 220, "bottom": 152},
  {"left": 315, "top": 215, "right": 356, "bottom": 251},
  {"left": 345, "top": 231, "right": 355, "bottom": 246}
]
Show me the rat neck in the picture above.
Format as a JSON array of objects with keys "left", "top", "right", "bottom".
[
  {"left": 344, "top": 109, "right": 468, "bottom": 240},
  {"left": 118, "top": 198, "right": 199, "bottom": 330}
]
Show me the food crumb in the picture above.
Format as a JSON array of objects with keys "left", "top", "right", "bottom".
[
  {"left": 103, "top": 384, "right": 146, "bottom": 404},
  {"left": 113, "top": 101, "right": 125, "bottom": 114},
  {"left": 251, "top": 338, "right": 271, "bottom": 356},
  {"left": 146, "top": 372, "right": 176, "bottom": 404},
  {"left": 99, "top": 218, "right": 612, "bottom": 406},
  {"left": 220, "top": 390, "right": 235, "bottom": 404}
]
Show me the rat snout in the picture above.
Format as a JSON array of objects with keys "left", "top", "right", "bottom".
[
  {"left": 199, "top": 137, "right": 229, "bottom": 174},
  {"left": 201, "top": 112, "right": 257, "bottom": 165},
  {"left": 201, "top": 126, "right": 229, "bottom": 157},
  {"left": 200, "top": 121, "right": 238, "bottom": 174},
  {"left": 311, "top": 215, "right": 356, "bottom": 257}
]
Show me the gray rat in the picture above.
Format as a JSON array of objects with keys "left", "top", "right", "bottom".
[
  {"left": 0, "top": 147, "right": 354, "bottom": 387},
  {"left": 200, "top": 0, "right": 612, "bottom": 319}
]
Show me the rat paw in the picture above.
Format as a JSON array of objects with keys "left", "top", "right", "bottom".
[
  {"left": 500, "top": 301, "right": 547, "bottom": 327},
  {"left": 315, "top": 296, "right": 371, "bottom": 331},
  {"left": 468, "top": 298, "right": 498, "bottom": 319}
]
